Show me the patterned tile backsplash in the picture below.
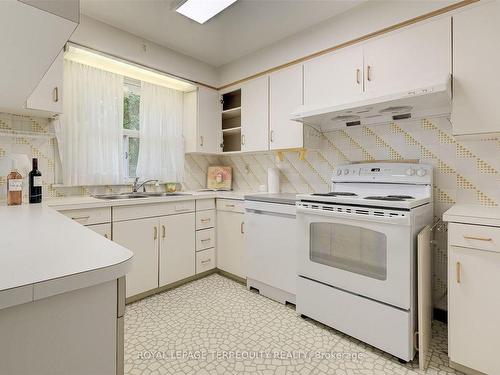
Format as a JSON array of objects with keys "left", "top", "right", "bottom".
[{"left": 2, "top": 111, "right": 499, "bottom": 309}]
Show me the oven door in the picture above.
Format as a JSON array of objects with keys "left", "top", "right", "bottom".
[{"left": 297, "top": 202, "right": 413, "bottom": 310}]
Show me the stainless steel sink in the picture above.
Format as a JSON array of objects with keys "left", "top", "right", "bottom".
[{"left": 94, "top": 192, "right": 192, "bottom": 200}]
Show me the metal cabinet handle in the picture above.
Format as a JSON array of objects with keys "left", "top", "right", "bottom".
[
  {"left": 367, "top": 66, "right": 372, "bottom": 82},
  {"left": 201, "top": 259, "right": 211, "bottom": 264},
  {"left": 456, "top": 261, "right": 461, "bottom": 283},
  {"left": 240, "top": 222, "right": 244, "bottom": 234},
  {"left": 201, "top": 238, "right": 211, "bottom": 242},
  {"left": 53, "top": 87, "right": 59, "bottom": 102},
  {"left": 154, "top": 226, "right": 158, "bottom": 240},
  {"left": 162, "top": 225, "right": 166, "bottom": 239},
  {"left": 104, "top": 233, "right": 108, "bottom": 239},
  {"left": 241, "top": 134, "right": 245, "bottom": 145},
  {"left": 270, "top": 130, "right": 274, "bottom": 143},
  {"left": 463, "top": 235, "right": 492, "bottom": 241},
  {"left": 201, "top": 218, "right": 211, "bottom": 223},
  {"left": 71, "top": 215, "right": 90, "bottom": 221},
  {"left": 225, "top": 204, "right": 235, "bottom": 208},
  {"left": 200, "top": 136, "right": 204, "bottom": 147},
  {"left": 356, "top": 68, "right": 360, "bottom": 85}
]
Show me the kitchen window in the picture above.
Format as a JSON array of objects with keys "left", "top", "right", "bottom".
[{"left": 123, "top": 78, "right": 141, "bottom": 179}]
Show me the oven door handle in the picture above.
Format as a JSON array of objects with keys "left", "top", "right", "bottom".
[{"left": 296, "top": 206, "right": 410, "bottom": 225}]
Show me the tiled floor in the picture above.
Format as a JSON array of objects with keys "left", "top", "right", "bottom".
[{"left": 124, "top": 274, "right": 462, "bottom": 375}]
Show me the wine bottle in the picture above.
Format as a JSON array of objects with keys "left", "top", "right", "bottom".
[
  {"left": 29, "top": 158, "right": 42, "bottom": 204},
  {"left": 7, "top": 160, "right": 22, "bottom": 206}
]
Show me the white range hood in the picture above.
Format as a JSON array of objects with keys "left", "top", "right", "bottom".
[{"left": 291, "top": 76, "right": 452, "bottom": 132}]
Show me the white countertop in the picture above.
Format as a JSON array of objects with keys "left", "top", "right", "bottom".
[
  {"left": 0, "top": 204, "right": 133, "bottom": 309},
  {"left": 46, "top": 190, "right": 247, "bottom": 211},
  {"left": 443, "top": 204, "right": 500, "bottom": 227}
]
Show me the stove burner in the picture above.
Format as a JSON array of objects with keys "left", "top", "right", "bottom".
[
  {"left": 387, "top": 195, "right": 415, "bottom": 199},
  {"left": 312, "top": 192, "right": 358, "bottom": 197},
  {"left": 364, "top": 196, "right": 406, "bottom": 201}
]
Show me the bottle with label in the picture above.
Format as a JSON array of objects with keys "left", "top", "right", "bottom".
[
  {"left": 7, "top": 160, "right": 23, "bottom": 206},
  {"left": 29, "top": 158, "right": 42, "bottom": 203}
]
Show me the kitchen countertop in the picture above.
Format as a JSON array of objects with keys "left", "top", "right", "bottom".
[
  {"left": 0, "top": 204, "right": 133, "bottom": 310},
  {"left": 46, "top": 190, "right": 248, "bottom": 210},
  {"left": 244, "top": 193, "right": 297, "bottom": 205},
  {"left": 443, "top": 204, "right": 500, "bottom": 227}
]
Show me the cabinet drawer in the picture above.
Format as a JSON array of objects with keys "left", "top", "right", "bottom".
[
  {"left": 196, "top": 248, "right": 215, "bottom": 274},
  {"left": 196, "top": 198, "right": 215, "bottom": 211},
  {"left": 216, "top": 199, "right": 245, "bottom": 213},
  {"left": 113, "top": 201, "right": 195, "bottom": 222},
  {"left": 86, "top": 223, "right": 112, "bottom": 239},
  {"left": 196, "top": 228, "right": 215, "bottom": 251},
  {"left": 196, "top": 210, "right": 215, "bottom": 230},
  {"left": 449, "top": 222, "right": 500, "bottom": 253},
  {"left": 60, "top": 207, "right": 111, "bottom": 225}
]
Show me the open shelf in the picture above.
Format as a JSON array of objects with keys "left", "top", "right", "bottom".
[
  {"left": 222, "top": 107, "right": 241, "bottom": 120},
  {"left": 222, "top": 129, "right": 241, "bottom": 152},
  {"left": 222, "top": 89, "right": 241, "bottom": 111},
  {"left": 222, "top": 126, "right": 241, "bottom": 135}
]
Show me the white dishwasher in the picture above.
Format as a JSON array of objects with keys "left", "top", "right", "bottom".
[{"left": 244, "top": 194, "right": 297, "bottom": 304}]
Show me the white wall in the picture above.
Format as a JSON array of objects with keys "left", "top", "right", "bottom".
[
  {"left": 70, "top": 15, "right": 219, "bottom": 88},
  {"left": 218, "top": 0, "right": 456, "bottom": 86}
]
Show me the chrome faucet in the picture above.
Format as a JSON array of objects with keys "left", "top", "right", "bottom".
[{"left": 132, "top": 177, "right": 159, "bottom": 193}]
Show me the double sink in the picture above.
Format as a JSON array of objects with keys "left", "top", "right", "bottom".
[{"left": 95, "top": 192, "right": 192, "bottom": 200}]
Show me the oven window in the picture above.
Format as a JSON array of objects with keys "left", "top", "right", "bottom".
[{"left": 310, "top": 223, "right": 387, "bottom": 280}]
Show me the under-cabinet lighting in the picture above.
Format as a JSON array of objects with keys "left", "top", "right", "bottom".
[{"left": 176, "top": 0, "right": 238, "bottom": 24}]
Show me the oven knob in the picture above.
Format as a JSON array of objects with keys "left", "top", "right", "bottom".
[
  {"left": 416, "top": 168, "right": 427, "bottom": 177},
  {"left": 405, "top": 168, "right": 415, "bottom": 176},
  {"left": 344, "top": 169, "right": 349, "bottom": 175},
  {"left": 336, "top": 169, "right": 342, "bottom": 176}
]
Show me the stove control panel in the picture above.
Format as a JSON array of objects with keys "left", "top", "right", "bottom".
[{"left": 332, "top": 163, "right": 432, "bottom": 185}]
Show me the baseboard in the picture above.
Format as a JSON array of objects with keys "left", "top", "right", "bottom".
[
  {"left": 216, "top": 269, "right": 246, "bottom": 285},
  {"left": 449, "top": 360, "right": 486, "bottom": 375}
]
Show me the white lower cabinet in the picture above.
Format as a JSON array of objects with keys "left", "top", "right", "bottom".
[
  {"left": 448, "top": 244, "right": 500, "bottom": 375},
  {"left": 159, "top": 213, "right": 195, "bottom": 287},
  {"left": 113, "top": 217, "right": 159, "bottom": 298},
  {"left": 216, "top": 210, "right": 245, "bottom": 279},
  {"left": 87, "top": 223, "right": 111, "bottom": 239}
]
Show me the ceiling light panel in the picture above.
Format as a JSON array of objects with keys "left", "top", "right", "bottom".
[{"left": 176, "top": 0, "right": 238, "bottom": 24}]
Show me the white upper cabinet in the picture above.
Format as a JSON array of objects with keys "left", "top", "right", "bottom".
[
  {"left": 363, "top": 17, "right": 451, "bottom": 97},
  {"left": 184, "top": 86, "right": 221, "bottom": 153},
  {"left": 241, "top": 76, "right": 269, "bottom": 152},
  {"left": 26, "top": 49, "right": 64, "bottom": 115},
  {"left": 452, "top": 1, "right": 500, "bottom": 136},
  {"left": 0, "top": 0, "right": 77, "bottom": 114},
  {"left": 303, "top": 45, "right": 364, "bottom": 111},
  {"left": 270, "top": 65, "right": 304, "bottom": 150}
]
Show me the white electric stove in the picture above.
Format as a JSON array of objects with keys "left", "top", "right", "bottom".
[{"left": 296, "top": 162, "right": 433, "bottom": 362}]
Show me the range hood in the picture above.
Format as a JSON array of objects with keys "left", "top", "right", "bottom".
[{"left": 291, "top": 76, "right": 452, "bottom": 132}]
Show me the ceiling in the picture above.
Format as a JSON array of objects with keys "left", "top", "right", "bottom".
[{"left": 81, "top": 0, "right": 365, "bottom": 67}]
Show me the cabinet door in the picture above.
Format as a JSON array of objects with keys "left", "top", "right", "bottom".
[
  {"left": 159, "top": 212, "right": 195, "bottom": 286},
  {"left": 303, "top": 45, "right": 363, "bottom": 110},
  {"left": 270, "top": 65, "right": 303, "bottom": 150},
  {"left": 26, "top": 49, "right": 64, "bottom": 114},
  {"left": 363, "top": 17, "right": 451, "bottom": 97},
  {"left": 113, "top": 217, "right": 159, "bottom": 298},
  {"left": 448, "top": 246, "right": 500, "bottom": 374},
  {"left": 241, "top": 76, "right": 269, "bottom": 152},
  {"left": 452, "top": 1, "right": 500, "bottom": 136},
  {"left": 86, "top": 223, "right": 111, "bottom": 240},
  {"left": 216, "top": 211, "right": 245, "bottom": 279},
  {"left": 198, "top": 86, "right": 221, "bottom": 153}
]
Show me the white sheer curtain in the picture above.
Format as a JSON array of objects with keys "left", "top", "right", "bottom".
[
  {"left": 136, "top": 82, "right": 184, "bottom": 182},
  {"left": 56, "top": 60, "right": 124, "bottom": 186}
]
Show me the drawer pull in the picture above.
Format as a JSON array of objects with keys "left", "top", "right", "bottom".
[
  {"left": 201, "top": 259, "right": 211, "bottom": 264},
  {"left": 463, "top": 235, "right": 492, "bottom": 242},
  {"left": 200, "top": 218, "right": 211, "bottom": 223},
  {"left": 175, "top": 208, "right": 190, "bottom": 212},
  {"left": 154, "top": 226, "right": 158, "bottom": 240},
  {"left": 71, "top": 215, "right": 90, "bottom": 221},
  {"left": 240, "top": 222, "right": 244, "bottom": 234},
  {"left": 162, "top": 225, "right": 166, "bottom": 239},
  {"left": 225, "top": 204, "right": 235, "bottom": 208},
  {"left": 456, "top": 261, "right": 461, "bottom": 284},
  {"left": 201, "top": 238, "right": 211, "bottom": 242}
]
